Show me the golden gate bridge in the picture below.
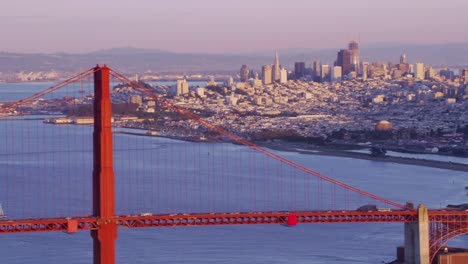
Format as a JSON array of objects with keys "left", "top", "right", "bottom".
[{"left": 0, "top": 65, "right": 466, "bottom": 264}]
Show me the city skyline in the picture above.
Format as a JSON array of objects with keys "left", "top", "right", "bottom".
[{"left": 2, "top": 0, "right": 468, "bottom": 53}]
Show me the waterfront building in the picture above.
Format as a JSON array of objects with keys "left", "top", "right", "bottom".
[
  {"left": 240, "top": 65, "right": 249, "bottom": 82},
  {"left": 415, "top": 63, "right": 425, "bottom": 80},
  {"left": 262, "top": 65, "right": 272, "bottom": 85},
  {"left": 272, "top": 50, "right": 281, "bottom": 82},
  {"left": 336, "top": 49, "right": 352, "bottom": 75},
  {"left": 294, "top": 62, "right": 306, "bottom": 79}
]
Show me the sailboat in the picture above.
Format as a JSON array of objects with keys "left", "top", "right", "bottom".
[{"left": 0, "top": 203, "right": 6, "bottom": 219}]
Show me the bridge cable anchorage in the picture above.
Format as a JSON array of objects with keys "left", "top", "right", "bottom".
[
  {"left": 0, "top": 67, "right": 97, "bottom": 114},
  {"left": 108, "top": 67, "right": 407, "bottom": 210}
]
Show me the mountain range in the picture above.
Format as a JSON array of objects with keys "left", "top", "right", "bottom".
[{"left": 1, "top": 43, "right": 467, "bottom": 74}]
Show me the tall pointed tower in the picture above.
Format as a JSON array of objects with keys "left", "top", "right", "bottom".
[{"left": 272, "top": 49, "right": 281, "bottom": 82}]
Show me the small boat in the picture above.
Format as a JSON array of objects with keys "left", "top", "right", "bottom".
[{"left": 0, "top": 203, "right": 6, "bottom": 219}]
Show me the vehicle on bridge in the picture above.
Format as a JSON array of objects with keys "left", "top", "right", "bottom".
[
  {"left": 356, "top": 204, "right": 394, "bottom": 212},
  {"left": 357, "top": 204, "right": 377, "bottom": 212}
]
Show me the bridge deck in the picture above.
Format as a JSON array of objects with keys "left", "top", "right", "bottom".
[{"left": 1, "top": 210, "right": 466, "bottom": 234}]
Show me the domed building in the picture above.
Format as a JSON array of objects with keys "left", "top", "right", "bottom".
[{"left": 375, "top": 120, "right": 393, "bottom": 132}]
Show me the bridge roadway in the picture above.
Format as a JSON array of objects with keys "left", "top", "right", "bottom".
[{"left": 1, "top": 210, "right": 466, "bottom": 234}]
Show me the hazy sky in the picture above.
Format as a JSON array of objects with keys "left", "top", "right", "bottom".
[{"left": 2, "top": 0, "right": 468, "bottom": 54}]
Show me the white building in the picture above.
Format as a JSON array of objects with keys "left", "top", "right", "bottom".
[
  {"left": 280, "top": 68, "right": 288, "bottom": 84},
  {"left": 262, "top": 65, "right": 272, "bottom": 85},
  {"left": 171, "top": 79, "right": 189, "bottom": 96},
  {"left": 321, "top": 65, "right": 330, "bottom": 82},
  {"left": 415, "top": 63, "right": 425, "bottom": 80},
  {"left": 331, "top": 66, "right": 342, "bottom": 82},
  {"left": 189, "top": 87, "right": 205, "bottom": 97}
]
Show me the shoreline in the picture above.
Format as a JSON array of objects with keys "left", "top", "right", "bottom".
[
  {"left": 257, "top": 142, "right": 468, "bottom": 172},
  {"left": 113, "top": 131, "right": 468, "bottom": 172}
]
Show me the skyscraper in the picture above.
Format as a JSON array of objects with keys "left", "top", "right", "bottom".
[
  {"left": 349, "top": 40, "right": 360, "bottom": 73},
  {"left": 272, "top": 50, "right": 281, "bottom": 82},
  {"left": 240, "top": 65, "right": 249, "bottom": 82},
  {"left": 172, "top": 79, "right": 189, "bottom": 96},
  {"left": 361, "top": 62, "right": 369, "bottom": 80},
  {"left": 280, "top": 68, "right": 288, "bottom": 84},
  {"left": 262, "top": 65, "right": 272, "bottom": 85},
  {"left": 294, "top": 62, "right": 306, "bottom": 79},
  {"left": 331, "top": 66, "right": 342, "bottom": 82},
  {"left": 425, "top": 67, "right": 435, "bottom": 80},
  {"left": 415, "top": 63, "right": 425, "bottom": 80},
  {"left": 336, "top": 49, "right": 352, "bottom": 75},
  {"left": 249, "top": 70, "right": 256, "bottom": 79},
  {"left": 313, "top": 60, "right": 321, "bottom": 80},
  {"left": 400, "top": 54, "right": 407, "bottom": 64},
  {"left": 461, "top": 68, "right": 468, "bottom": 82},
  {"left": 321, "top": 64, "right": 330, "bottom": 82}
]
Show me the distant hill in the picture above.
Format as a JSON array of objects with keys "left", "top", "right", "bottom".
[{"left": 1, "top": 43, "right": 467, "bottom": 74}]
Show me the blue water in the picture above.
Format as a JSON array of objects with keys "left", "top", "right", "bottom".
[{"left": 0, "top": 83, "right": 467, "bottom": 263}]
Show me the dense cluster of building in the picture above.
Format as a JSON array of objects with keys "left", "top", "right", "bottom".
[
  {"left": 109, "top": 43, "right": 468, "bottom": 152},
  {"left": 241, "top": 41, "right": 468, "bottom": 85},
  {"left": 0, "top": 70, "right": 60, "bottom": 82},
  {"left": 4, "top": 41, "right": 467, "bottom": 154}
]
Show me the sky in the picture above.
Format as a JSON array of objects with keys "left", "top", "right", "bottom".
[{"left": 2, "top": 0, "right": 468, "bottom": 54}]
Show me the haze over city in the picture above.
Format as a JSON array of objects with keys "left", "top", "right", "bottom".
[
  {"left": 1, "top": 1, "right": 468, "bottom": 264},
  {"left": 2, "top": 0, "right": 468, "bottom": 54}
]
